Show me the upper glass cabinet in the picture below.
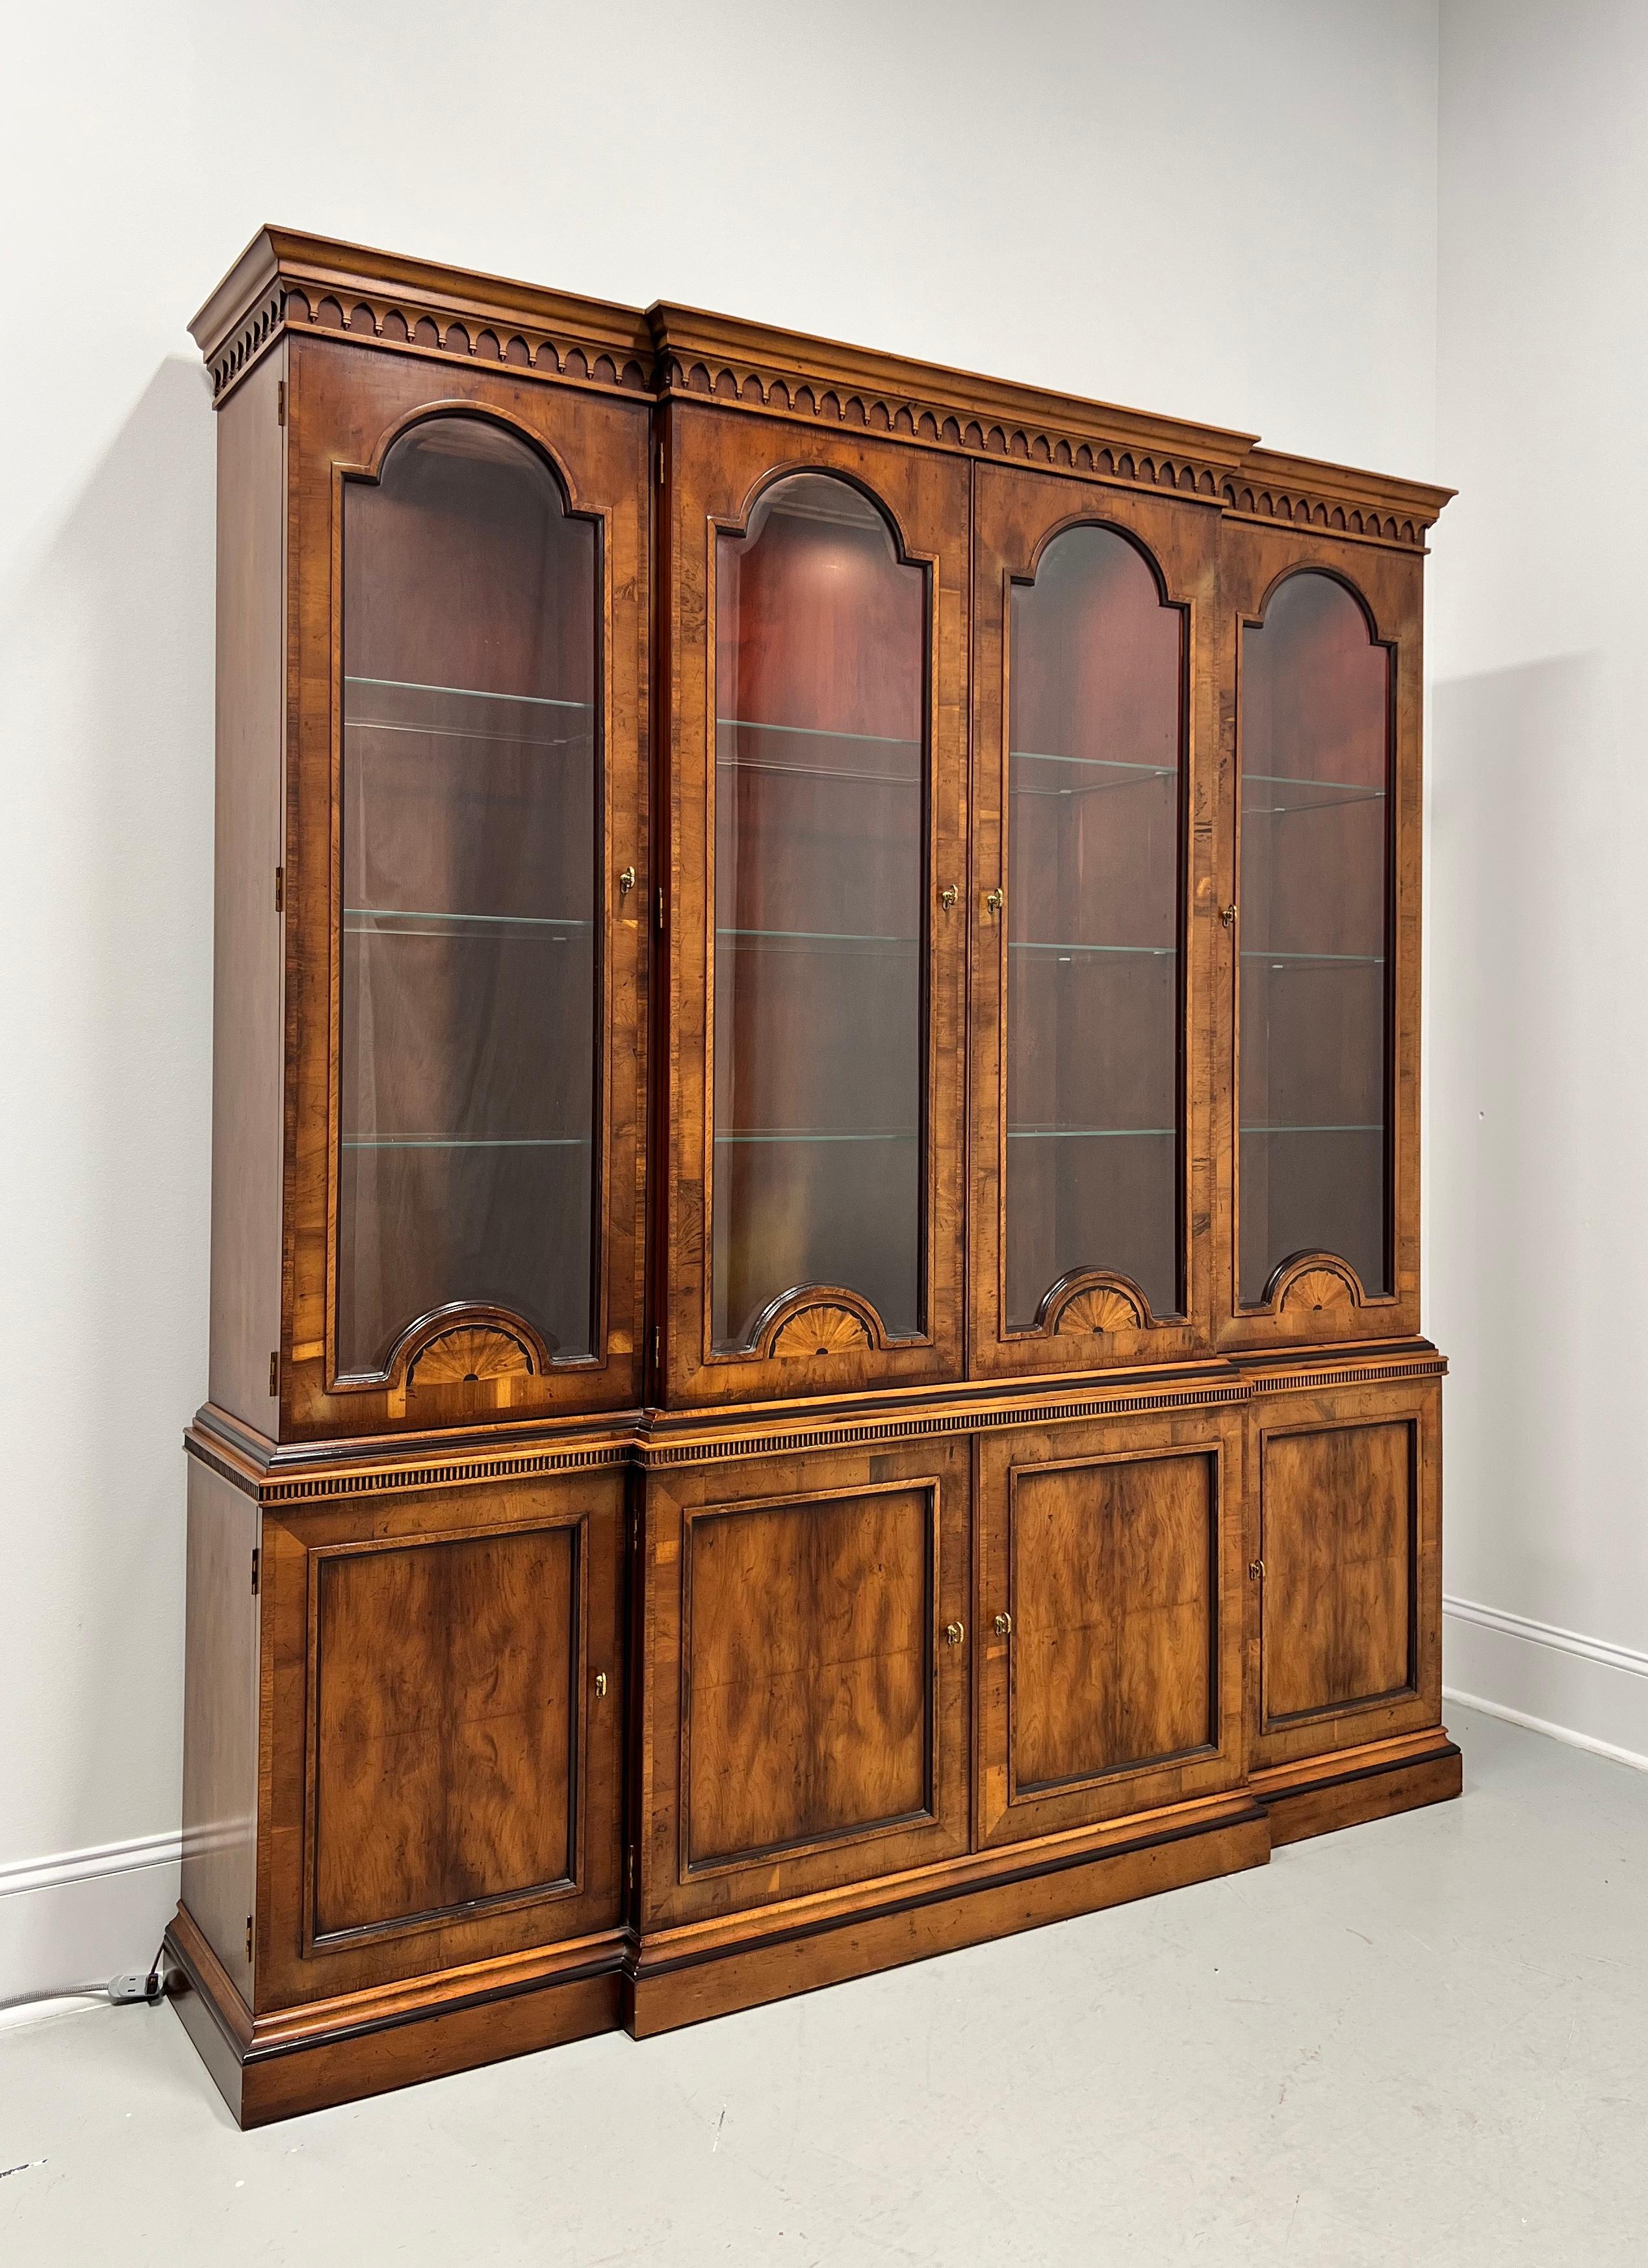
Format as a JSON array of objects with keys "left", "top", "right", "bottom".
[
  {"left": 1005, "top": 524, "right": 1186, "bottom": 1331},
  {"left": 1237, "top": 569, "right": 1391, "bottom": 1306},
  {"left": 337, "top": 415, "right": 600, "bottom": 1376},
  {"left": 710, "top": 473, "right": 927, "bottom": 1354}
]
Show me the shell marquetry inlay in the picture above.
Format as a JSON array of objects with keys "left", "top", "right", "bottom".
[
  {"left": 409, "top": 1325, "right": 534, "bottom": 1389},
  {"left": 769, "top": 1305, "right": 874, "bottom": 1361},
  {"left": 1057, "top": 1285, "right": 1146, "bottom": 1337},
  {"left": 1277, "top": 1267, "right": 1358, "bottom": 1316}
]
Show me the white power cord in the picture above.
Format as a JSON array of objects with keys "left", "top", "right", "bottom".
[{"left": 0, "top": 1946, "right": 168, "bottom": 2018}]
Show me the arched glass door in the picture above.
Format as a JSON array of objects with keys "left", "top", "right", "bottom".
[{"left": 337, "top": 415, "right": 600, "bottom": 1374}]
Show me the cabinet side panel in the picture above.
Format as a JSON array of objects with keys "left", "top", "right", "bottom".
[
  {"left": 181, "top": 1458, "right": 259, "bottom": 1998},
  {"left": 208, "top": 348, "right": 286, "bottom": 1425}
]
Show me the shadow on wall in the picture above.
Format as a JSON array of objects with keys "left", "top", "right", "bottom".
[
  {"left": 1427, "top": 650, "right": 1638, "bottom": 1633},
  {"left": 0, "top": 353, "right": 215, "bottom": 1890}
]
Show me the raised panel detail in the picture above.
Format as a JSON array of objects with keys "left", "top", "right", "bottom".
[
  {"left": 1261, "top": 1421, "right": 1413, "bottom": 1725},
  {"left": 313, "top": 1525, "right": 578, "bottom": 1937},
  {"left": 684, "top": 1486, "right": 933, "bottom": 1870},
  {"left": 1011, "top": 1453, "right": 1215, "bottom": 1794}
]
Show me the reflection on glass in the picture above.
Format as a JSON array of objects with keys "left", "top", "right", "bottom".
[
  {"left": 712, "top": 474, "right": 927, "bottom": 1351},
  {"left": 338, "top": 417, "right": 599, "bottom": 1372},
  {"left": 1006, "top": 526, "right": 1184, "bottom": 1326},
  {"left": 1239, "top": 571, "right": 1391, "bottom": 1303}
]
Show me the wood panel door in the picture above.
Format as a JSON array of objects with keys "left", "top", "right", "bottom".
[
  {"left": 282, "top": 339, "right": 651, "bottom": 1439},
  {"left": 975, "top": 1407, "right": 1244, "bottom": 1850},
  {"left": 639, "top": 1436, "right": 970, "bottom": 1926},
  {"left": 255, "top": 1469, "right": 624, "bottom": 2009},
  {"left": 970, "top": 467, "right": 1218, "bottom": 1377},
  {"left": 1215, "top": 521, "right": 1424, "bottom": 1350},
  {"left": 1249, "top": 1376, "right": 1441, "bottom": 1769},
  {"left": 658, "top": 405, "right": 969, "bottom": 1407}
]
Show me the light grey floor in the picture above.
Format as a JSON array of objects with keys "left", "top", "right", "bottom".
[{"left": 1, "top": 1707, "right": 1643, "bottom": 2266}]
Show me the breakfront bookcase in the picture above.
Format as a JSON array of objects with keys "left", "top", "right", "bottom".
[{"left": 174, "top": 229, "right": 1457, "bottom": 2126}]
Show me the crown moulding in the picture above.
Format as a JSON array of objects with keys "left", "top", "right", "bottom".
[{"left": 191, "top": 228, "right": 1454, "bottom": 544}]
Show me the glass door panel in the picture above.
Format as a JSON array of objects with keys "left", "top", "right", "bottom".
[
  {"left": 1239, "top": 571, "right": 1391, "bottom": 1304},
  {"left": 339, "top": 416, "right": 599, "bottom": 1374},
  {"left": 1006, "top": 526, "right": 1185, "bottom": 1326},
  {"left": 712, "top": 474, "right": 927, "bottom": 1352}
]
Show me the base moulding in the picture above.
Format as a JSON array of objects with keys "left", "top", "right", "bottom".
[{"left": 164, "top": 1729, "right": 1460, "bottom": 2124}]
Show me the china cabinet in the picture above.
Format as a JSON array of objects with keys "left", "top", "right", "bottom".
[{"left": 174, "top": 229, "right": 1456, "bottom": 2125}]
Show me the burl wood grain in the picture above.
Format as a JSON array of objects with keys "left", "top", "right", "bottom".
[
  {"left": 315, "top": 1527, "right": 578, "bottom": 1934},
  {"left": 685, "top": 1488, "right": 931, "bottom": 1868},
  {"left": 1261, "top": 1419, "right": 1413, "bottom": 1723},
  {"left": 1012, "top": 1452, "right": 1215, "bottom": 1792}
]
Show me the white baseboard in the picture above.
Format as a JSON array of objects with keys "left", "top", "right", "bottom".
[
  {"left": 0, "top": 1833, "right": 181, "bottom": 2010},
  {"left": 1443, "top": 1593, "right": 1648, "bottom": 1774}
]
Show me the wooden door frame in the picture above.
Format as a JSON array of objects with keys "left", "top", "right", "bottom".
[
  {"left": 656, "top": 404, "right": 970, "bottom": 1408},
  {"left": 1213, "top": 521, "right": 1424, "bottom": 1352},
  {"left": 968, "top": 463, "right": 1220, "bottom": 1380},
  {"left": 280, "top": 337, "right": 652, "bottom": 1439}
]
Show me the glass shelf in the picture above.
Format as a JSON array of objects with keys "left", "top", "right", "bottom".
[
  {"left": 1241, "top": 770, "right": 1385, "bottom": 816},
  {"left": 1008, "top": 1126, "right": 1176, "bottom": 1140},
  {"left": 1011, "top": 749, "right": 1179, "bottom": 801},
  {"left": 716, "top": 715, "right": 920, "bottom": 750},
  {"left": 344, "top": 675, "right": 595, "bottom": 754},
  {"left": 1011, "top": 941, "right": 1175, "bottom": 960},
  {"left": 345, "top": 907, "right": 592, "bottom": 941},
  {"left": 713, "top": 1129, "right": 917, "bottom": 1145},
  {"left": 1240, "top": 1124, "right": 1382, "bottom": 1136},
  {"left": 342, "top": 1135, "right": 593, "bottom": 1150},
  {"left": 1241, "top": 949, "right": 1384, "bottom": 966},
  {"left": 717, "top": 927, "right": 916, "bottom": 947}
]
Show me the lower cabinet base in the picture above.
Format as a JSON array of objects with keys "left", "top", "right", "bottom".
[
  {"left": 167, "top": 1733, "right": 1461, "bottom": 2125},
  {"left": 1250, "top": 1727, "right": 1463, "bottom": 1848},
  {"left": 625, "top": 1795, "right": 1270, "bottom": 2040},
  {"left": 163, "top": 1906, "right": 624, "bottom": 2129}
]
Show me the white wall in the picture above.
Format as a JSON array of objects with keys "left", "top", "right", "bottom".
[
  {"left": 1428, "top": 0, "right": 1648, "bottom": 1766},
  {"left": 0, "top": 0, "right": 1445, "bottom": 1993}
]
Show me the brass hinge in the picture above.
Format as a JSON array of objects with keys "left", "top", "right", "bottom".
[
  {"left": 276, "top": 380, "right": 285, "bottom": 428},
  {"left": 251, "top": 1547, "right": 261, "bottom": 1597},
  {"left": 652, "top": 1323, "right": 662, "bottom": 1367},
  {"left": 268, "top": 1350, "right": 278, "bottom": 1397},
  {"left": 657, "top": 442, "right": 665, "bottom": 485},
  {"left": 656, "top": 887, "right": 665, "bottom": 932},
  {"left": 624, "top": 1847, "right": 635, "bottom": 1894},
  {"left": 245, "top": 1914, "right": 254, "bottom": 1963},
  {"left": 274, "top": 863, "right": 283, "bottom": 914}
]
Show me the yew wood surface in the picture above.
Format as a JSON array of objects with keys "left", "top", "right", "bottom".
[
  {"left": 181, "top": 1458, "right": 260, "bottom": 1998},
  {"left": 208, "top": 348, "right": 287, "bottom": 1429},
  {"left": 1245, "top": 1372, "right": 1442, "bottom": 1771},
  {"left": 313, "top": 1524, "right": 579, "bottom": 1937},
  {"left": 639, "top": 1437, "right": 970, "bottom": 1927},
  {"left": 255, "top": 1469, "right": 624, "bottom": 2011},
  {"left": 684, "top": 1485, "right": 932, "bottom": 1869},
  {"left": 975, "top": 1406, "right": 1246, "bottom": 1849}
]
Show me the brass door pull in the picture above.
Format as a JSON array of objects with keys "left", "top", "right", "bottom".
[
  {"left": 619, "top": 866, "right": 636, "bottom": 896},
  {"left": 594, "top": 1670, "right": 610, "bottom": 1697},
  {"left": 1220, "top": 903, "right": 1237, "bottom": 927},
  {"left": 1248, "top": 1560, "right": 1265, "bottom": 1582},
  {"left": 984, "top": 887, "right": 1004, "bottom": 916},
  {"left": 993, "top": 1610, "right": 1012, "bottom": 1638},
  {"left": 944, "top": 1620, "right": 966, "bottom": 1648},
  {"left": 940, "top": 884, "right": 959, "bottom": 910}
]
